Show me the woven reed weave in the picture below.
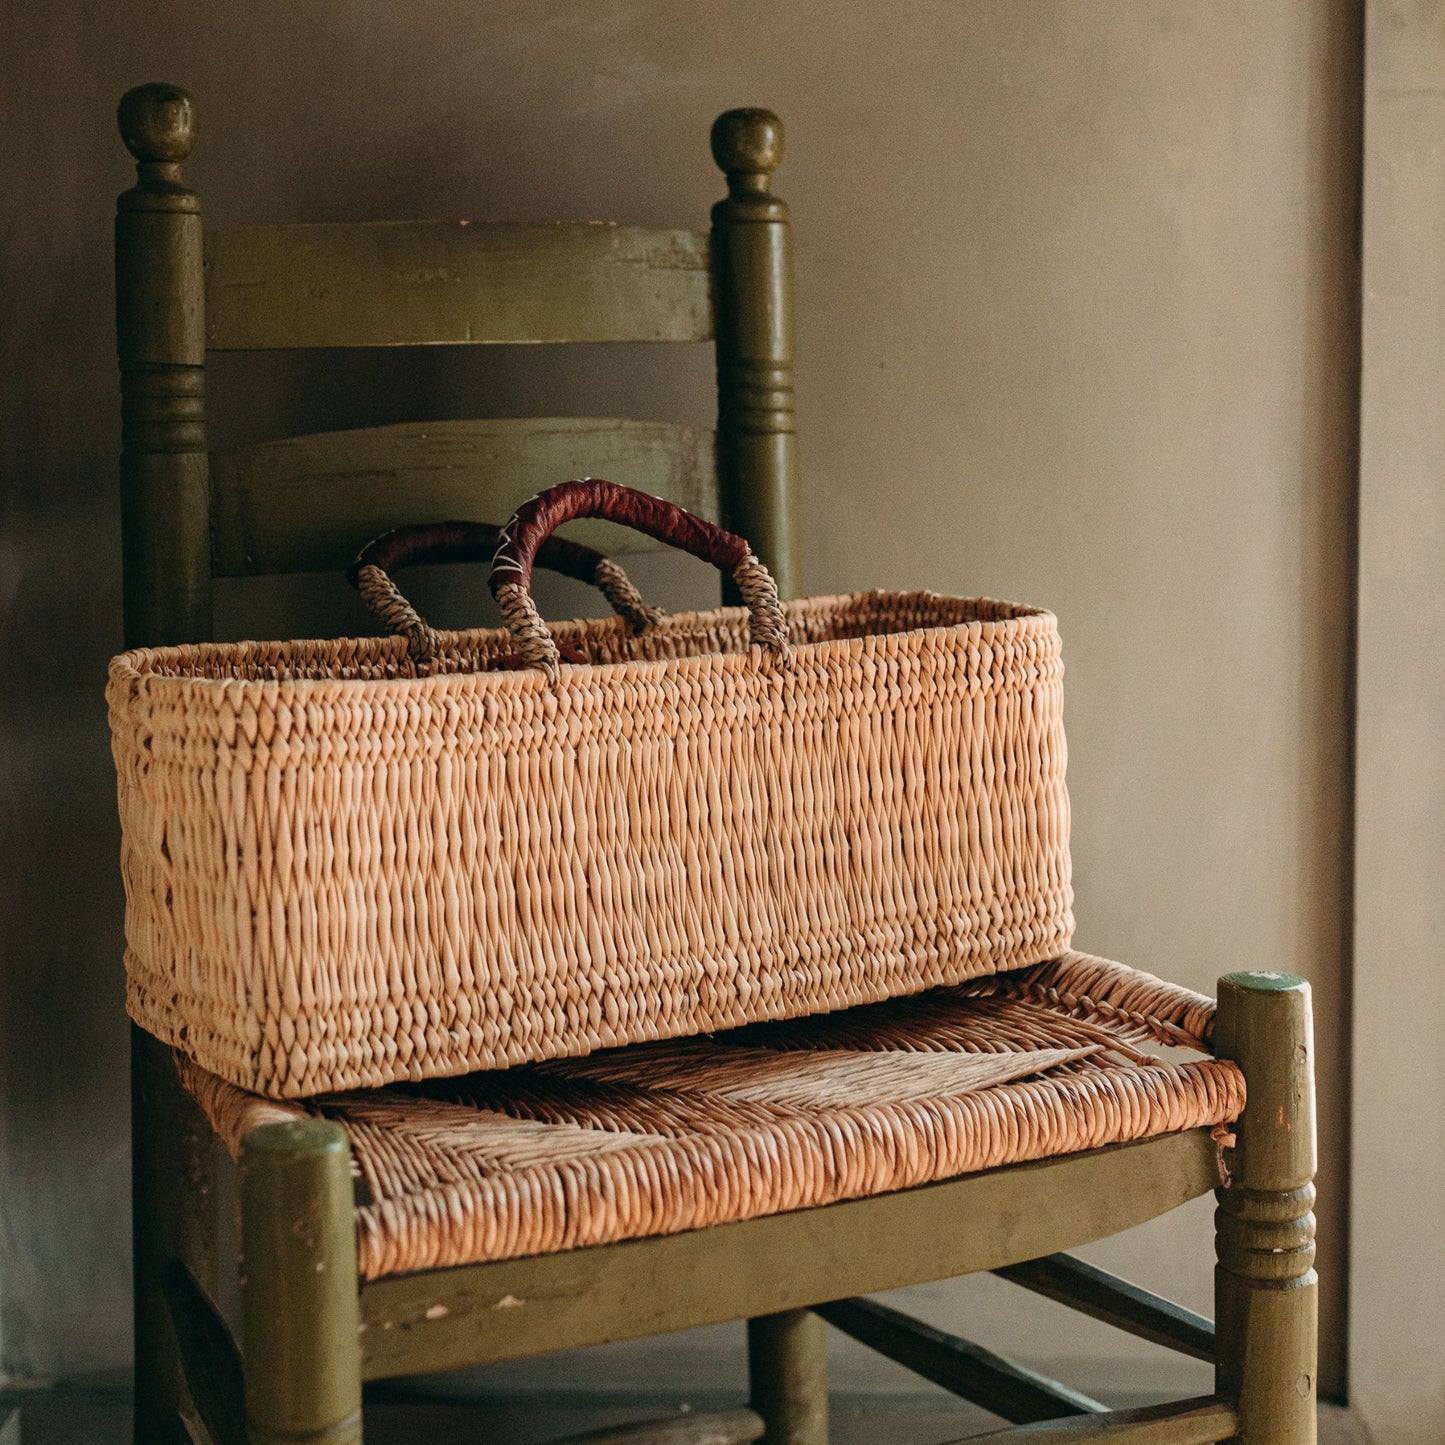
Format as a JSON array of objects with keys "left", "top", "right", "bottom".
[
  {"left": 111, "top": 590, "right": 1072, "bottom": 1099},
  {"left": 179, "top": 952, "right": 1242, "bottom": 1281}
]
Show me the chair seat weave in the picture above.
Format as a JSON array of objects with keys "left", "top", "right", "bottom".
[{"left": 181, "top": 952, "right": 1243, "bottom": 1282}]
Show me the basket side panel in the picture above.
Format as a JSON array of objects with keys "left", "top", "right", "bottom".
[{"left": 111, "top": 608, "right": 1073, "bottom": 1097}]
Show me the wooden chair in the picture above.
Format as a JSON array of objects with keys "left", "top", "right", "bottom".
[{"left": 116, "top": 82, "right": 1318, "bottom": 1445}]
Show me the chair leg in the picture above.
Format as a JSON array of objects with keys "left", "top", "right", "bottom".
[
  {"left": 240, "top": 1119, "right": 363, "bottom": 1445},
  {"left": 133, "top": 1026, "right": 220, "bottom": 1445},
  {"left": 1213, "top": 972, "right": 1318, "bottom": 1445},
  {"left": 747, "top": 1309, "right": 827, "bottom": 1445}
]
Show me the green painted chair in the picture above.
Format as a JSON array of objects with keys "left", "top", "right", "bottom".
[{"left": 116, "top": 83, "right": 1318, "bottom": 1445}]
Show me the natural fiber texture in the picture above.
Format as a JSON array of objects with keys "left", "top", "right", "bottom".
[
  {"left": 589, "top": 557, "right": 664, "bottom": 631},
  {"left": 495, "top": 547, "right": 787, "bottom": 679},
  {"left": 111, "top": 589, "right": 1072, "bottom": 1098},
  {"left": 178, "top": 952, "right": 1243, "bottom": 1281}
]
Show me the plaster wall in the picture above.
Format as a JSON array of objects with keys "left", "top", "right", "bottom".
[
  {"left": 0, "top": 0, "right": 1358, "bottom": 1404},
  {"left": 1349, "top": 2, "right": 1445, "bottom": 1440}
]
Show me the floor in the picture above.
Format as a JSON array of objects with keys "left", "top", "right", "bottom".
[{"left": 0, "top": 1390, "right": 1372, "bottom": 1443}]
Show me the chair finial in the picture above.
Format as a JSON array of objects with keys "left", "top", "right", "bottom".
[
  {"left": 711, "top": 109, "right": 784, "bottom": 180},
  {"left": 118, "top": 83, "right": 196, "bottom": 164}
]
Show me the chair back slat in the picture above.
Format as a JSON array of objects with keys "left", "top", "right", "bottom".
[
  {"left": 204, "top": 222, "right": 714, "bottom": 350},
  {"left": 211, "top": 417, "right": 717, "bottom": 577}
]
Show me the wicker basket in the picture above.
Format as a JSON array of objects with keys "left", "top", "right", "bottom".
[{"left": 109, "top": 481, "right": 1073, "bottom": 1098}]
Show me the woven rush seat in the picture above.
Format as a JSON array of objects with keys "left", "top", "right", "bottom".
[{"left": 179, "top": 952, "right": 1245, "bottom": 1282}]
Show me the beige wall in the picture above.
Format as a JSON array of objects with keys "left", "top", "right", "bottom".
[
  {"left": 0, "top": 0, "right": 1360, "bottom": 1405},
  {"left": 1351, "top": 2, "right": 1445, "bottom": 1441}
]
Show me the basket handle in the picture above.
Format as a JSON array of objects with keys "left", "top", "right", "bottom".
[
  {"left": 350, "top": 519, "right": 661, "bottom": 664},
  {"left": 490, "top": 479, "right": 790, "bottom": 679}
]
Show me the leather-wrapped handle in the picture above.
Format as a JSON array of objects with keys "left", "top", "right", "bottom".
[
  {"left": 490, "top": 479, "right": 790, "bottom": 679},
  {"left": 349, "top": 519, "right": 659, "bottom": 664}
]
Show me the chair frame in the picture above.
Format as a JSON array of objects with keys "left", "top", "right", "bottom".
[{"left": 115, "top": 83, "right": 1317, "bottom": 1445}]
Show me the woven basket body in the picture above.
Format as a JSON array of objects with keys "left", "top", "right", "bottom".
[{"left": 109, "top": 591, "right": 1072, "bottom": 1098}]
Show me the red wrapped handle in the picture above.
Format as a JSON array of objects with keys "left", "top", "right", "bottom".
[
  {"left": 490, "top": 479, "right": 790, "bottom": 678},
  {"left": 350, "top": 518, "right": 658, "bottom": 665},
  {"left": 355, "top": 518, "right": 621, "bottom": 587}
]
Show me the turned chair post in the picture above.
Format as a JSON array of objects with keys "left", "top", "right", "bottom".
[
  {"left": 747, "top": 1310, "right": 828, "bottom": 1445},
  {"left": 714, "top": 110, "right": 821, "bottom": 1441},
  {"left": 710, "top": 108, "right": 800, "bottom": 600},
  {"left": 1213, "top": 972, "right": 1319, "bottom": 1445},
  {"left": 240, "top": 1121, "right": 363, "bottom": 1445},
  {"left": 117, "top": 82, "right": 221, "bottom": 1445},
  {"left": 116, "top": 81, "right": 212, "bottom": 648}
]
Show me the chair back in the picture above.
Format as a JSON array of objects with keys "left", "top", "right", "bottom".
[{"left": 115, "top": 85, "right": 799, "bottom": 650}]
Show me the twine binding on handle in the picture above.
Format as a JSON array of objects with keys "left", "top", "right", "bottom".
[{"left": 351, "top": 517, "right": 661, "bottom": 666}]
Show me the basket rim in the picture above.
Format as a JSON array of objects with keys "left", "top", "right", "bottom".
[{"left": 108, "top": 587, "right": 1060, "bottom": 693}]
